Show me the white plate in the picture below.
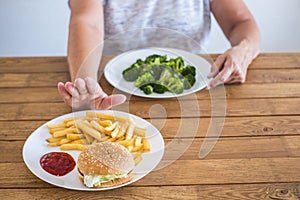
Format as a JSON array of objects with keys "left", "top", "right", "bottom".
[
  {"left": 104, "top": 47, "right": 211, "bottom": 98},
  {"left": 22, "top": 110, "right": 165, "bottom": 191}
]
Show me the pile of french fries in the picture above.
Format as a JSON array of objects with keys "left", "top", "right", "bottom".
[{"left": 46, "top": 111, "right": 150, "bottom": 165}]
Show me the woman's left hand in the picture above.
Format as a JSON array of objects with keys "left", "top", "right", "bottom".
[{"left": 207, "top": 43, "right": 255, "bottom": 89}]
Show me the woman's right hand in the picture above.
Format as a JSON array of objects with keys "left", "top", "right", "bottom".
[{"left": 57, "top": 77, "right": 126, "bottom": 111}]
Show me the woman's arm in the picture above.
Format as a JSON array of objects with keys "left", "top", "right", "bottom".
[
  {"left": 208, "top": 0, "right": 261, "bottom": 88},
  {"left": 57, "top": 0, "right": 126, "bottom": 110},
  {"left": 67, "top": 0, "right": 104, "bottom": 81}
]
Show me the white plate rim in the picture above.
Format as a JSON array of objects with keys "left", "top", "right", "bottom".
[
  {"left": 22, "top": 110, "right": 165, "bottom": 191},
  {"left": 104, "top": 47, "right": 211, "bottom": 98}
]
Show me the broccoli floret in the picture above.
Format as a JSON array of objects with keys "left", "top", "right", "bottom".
[
  {"left": 145, "top": 54, "right": 164, "bottom": 64},
  {"left": 150, "top": 65, "right": 164, "bottom": 80},
  {"left": 165, "top": 77, "right": 184, "bottom": 94},
  {"left": 181, "top": 65, "right": 196, "bottom": 76},
  {"left": 153, "top": 83, "right": 168, "bottom": 94},
  {"left": 173, "top": 57, "right": 184, "bottom": 73},
  {"left": 122, "top": 67, "right": 140, "bottom": 81},
  {"left": 140, "top": 84, "right": 154, "bottom": 95},
  {"left": 134, "top": 72, "right": 155, "bottom": 88},
  {"left": 122, "top": 59, "right": 147, "bottom": 81},
  {"left": 164, "top": 58, "right": 176, "bottom": 69},
  {"left": 183, "top": 74, "right": 196, "bottom": 89},
  {"left": 159, "top": 67, "right": 173, "bottom": 81}
]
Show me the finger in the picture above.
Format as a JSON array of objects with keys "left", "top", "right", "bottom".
[
  {"left": 207, "top": 54, "right": 226, "bottom": 78},
  {"left": 74, "top": 78, "right": 88, "bottom": 96},
  {"left": 97, "top": 94, "right": 126, "bottom": 110},
  {"left": 57, "top": 82, "right": 72, "bottom": 106},
  {"left": 208, "top": 60, "right": 233, "bottom": 88},
  {"left": 65, "top": 82, "right": 80, "bottom": 98},
  {"left": 84, "top": 77, "right": 107, "bottom": 99}
]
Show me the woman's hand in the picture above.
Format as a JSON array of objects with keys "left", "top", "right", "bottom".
[
  {"left": 207, "top": 42, "right": 256, "bottom": 89},
  {"left": 57, "top": 77, "right": 126, "bottom": 111}
]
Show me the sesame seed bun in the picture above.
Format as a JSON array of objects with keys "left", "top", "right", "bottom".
[{"left": 77, "top": 142, "right": 135, "bottom": 188}]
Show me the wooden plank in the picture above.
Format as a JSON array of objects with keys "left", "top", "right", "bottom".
[
  {"left": 0, "top": 54, "right": 299, "bottom": 74},
  {"left": 1, "top": 183, "right": 300, "bottom": 199},
  {"left": 248, "top": 53, "right": 300, "bottom": 69},
  {"left": 1, "top": 69, "right": 300, "bottom": 88},
  {"left": 0, "top": 103, "right": 71, "bottom": 121},
  {"left": 246, "top": 69, "right": 300, "bottom": 83},
  {"left": 0, "top": 57, "right": 69, "bottom": 73},
  {"left": 0, "top": 73, "right": 69, "bottom": 88},
  {"left": 1, "top": 83, "right": 300, "bottom": 103},
  {"left": 1, "top": 116, "right": 300, "bottom": 141},
  {"left": 2, "top": 135, "right": 300, "bottom": 163},
  {"left": 0, "top": 55, "right": 115, "bottom": 73},
  {"left": 0, "top": 88, "right": 62, "bottom": 103},
  {"left": 1, "top": 158, "right": 300, "bottom": 187},
  {"left": 0, "top": 98, "right": 299, "bottom": 120}
]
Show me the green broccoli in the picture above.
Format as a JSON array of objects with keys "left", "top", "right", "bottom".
[
  {"left": 165, "top": 77, "right": 184, "bottom": 94},
  {"left": 122, "top": 67, "right": 140, "bottom": 81},
  {"left": 183, "top": 74, "right": 196, "bottom": 89},
  {"left": 159, "top": 67, "right": 173, "bottom": 81},
  {"left": 181, "top": 65, "right": 196, "bottom": 76},
  {"left": 153, "top": 83, "right": 168, "bottom": 94},
  {"left": 140, "top": 84, "right": 154, "bottom": 95},
  {"left": 164, "top": 58, "right": 176, "bottom": 69},
  {"left": 173, "top": 57, "right": 184, "bottom": 73},
  {"left": 134, "top": 72, "right": 155, "bottom": 88},
  {"left": 145, "top": 54, "right": 165, "bottom": 64}
]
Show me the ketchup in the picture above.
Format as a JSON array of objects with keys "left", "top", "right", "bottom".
[{"left": 40, "top": 152, "right": 76, "bottom": 176}]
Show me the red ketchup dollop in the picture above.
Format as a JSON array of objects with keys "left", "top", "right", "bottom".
[{"left": 40, "top": 152, "right": 76, "bottom": 176}]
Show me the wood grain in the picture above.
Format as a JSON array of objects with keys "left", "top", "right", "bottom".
[
  {"left": 1, "top": 83, "right": 300, "bottom": 103},
  {"left": 1, "top": 183, "right": 299, "bottom": 200},
  {"left": 1, "top": 158, "right": 300, "bottom": 188},
  {"left": 0, "top": 98, "right": 299, "bottom": 120},
  {"left": 1, "top": 54, "right": 300, "bottom": 198},
  {"left": 1, "top": 116, "right": 300, "bottom": 140},
  {"left": 2, "top": 136, "right": 300, "bottom": 163}
]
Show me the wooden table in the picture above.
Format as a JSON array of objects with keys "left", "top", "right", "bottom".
[{"left": 0, "top": 53, "right": 300, "bottom": 199}]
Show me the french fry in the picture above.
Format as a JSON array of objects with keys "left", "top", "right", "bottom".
[
  {"left": 63, "top": 117, "right": 75, "bottom": 123},
  {"left": 45, "top": 112, "right": 150, "bottom": 153},
  {"left": 133, "top": 153, "right": 143, "bottom": 166},
  {"left": 98, "top": 120, "right": 113, "bottom": 127},
  {"left": 60, "top": 138, "right": 71, "bottom": 145},
  {"left": 49, "top": 127, "right": 65, "bottom": 134},
  {"left": 135, "top": 136, "right": 143, "bottom": 147},
  {"left": 66, "top": 133, "right": 84, "bottom": 140},
  {"left": 131, "top": 144, "right": 144, "bottom": 152},
  {"left": 60, "top": 144, "right": 86, "bottom": 151},
  {"left": 105, "top": 122, "right": 118, "bottom": 132},
  {"left": 53, "top": 127, "right": 80, "bottom": 138},
  {"left": 142, "top": 138, "right": 150, "bottom": 151},
  {"left": 116, "top": 139, "right": 130, "bottom": 147},
  {"left": 48, "top": 141, "right": 62, "bottom": 147},
  {"left": 70, "top": 139, "right": 87, "bottom": 144},
  {"left": 111, "top": 126, "right": 120, "bottom": 138},
  {"left": 76, "top": 121, "right": 101, "bottom": 140},
  {"left": 134, "top": 127, "right": 147, "bottom": 137},
  {"left": 90, "top": 120, "right": 106, "bottom": 133},
  {"left": 47, "top": 123, "right": 66, "bottom": 129},
  {"left": 46, "top": 136, "right": 65, "bottom": 143},
  {"left": 66, "top": 120, "right": 75, "bottom": 127},
  {"left": 126, "top": 122, "right": 135, "bottom": 140}
]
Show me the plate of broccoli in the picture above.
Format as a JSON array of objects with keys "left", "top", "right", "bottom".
[{"left": 104, "top": 47, "right": 211, "bottom": 98}]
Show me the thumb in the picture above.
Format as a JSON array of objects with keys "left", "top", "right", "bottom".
[
  {"left": 97, "top": 94, "right": 127, "bottom": 110},
  {"left": 208, "top": 54, "right": 226, "bottom": 78}
]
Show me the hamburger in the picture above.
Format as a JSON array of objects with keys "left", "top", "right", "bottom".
[{"left": 77, "top": 142, "right": 135, "bottom": 188}]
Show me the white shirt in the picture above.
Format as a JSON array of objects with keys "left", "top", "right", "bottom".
[{"left": 101, "top": 0, "right": 213, "bottom": 53}]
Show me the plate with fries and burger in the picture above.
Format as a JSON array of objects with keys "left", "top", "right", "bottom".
[{"left": 22, "top": 110, "right": 164, "bottom": 191}]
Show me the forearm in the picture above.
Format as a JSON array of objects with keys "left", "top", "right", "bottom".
[
  {"left": 227, "top": 19, "right": 261, "bottom": 59},
  {"left": 68, "top": 19, "right": 103, "bottom": 81}
]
